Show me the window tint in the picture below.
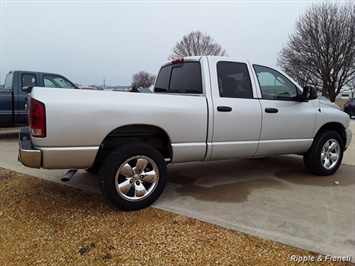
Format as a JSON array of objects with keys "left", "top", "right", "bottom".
[
  {"left": 22, "top": 73, "right": 37, "bottom": 88},
  {"left": 154, "top": 62, "right": 202, "bottom": 94},
  {"left": 253, "top": 65, "right": 298, "bottom": 101},
  {"left": 154, "top": 66, "right": 171, "bottom": 92},
  {"left": 44, "top": 75, "right": 75, "bottom": 88},
  {"left": 217, "top": 62, "right": 253, "bottom": 98}
]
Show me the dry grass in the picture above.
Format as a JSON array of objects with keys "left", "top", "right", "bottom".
[
  {"left": 335, "top": 98, "right": 349, "bottom": 111},
  {"left": 0, "top": 167, "right": 352, "bottom": 266}
]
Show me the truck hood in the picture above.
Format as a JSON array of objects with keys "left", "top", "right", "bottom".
[{"left": 317, "top": 96, "right": 340, "bottom": 110}]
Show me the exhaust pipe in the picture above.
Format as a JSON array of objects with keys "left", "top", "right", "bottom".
[{"left": 61, "top": 169, "right": 78, "bottom": 182}]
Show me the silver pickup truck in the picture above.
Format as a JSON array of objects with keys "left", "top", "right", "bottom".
[{"left": 19, "top": 56, "right": 352, "bottom": 211}]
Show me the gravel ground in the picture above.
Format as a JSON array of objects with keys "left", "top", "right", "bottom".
[{"left": 0, "top": 167, "right": 353, "bottom": 266}]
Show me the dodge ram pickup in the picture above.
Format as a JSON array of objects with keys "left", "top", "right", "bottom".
[
  {"left": 0, "top": 70, "right": 77, "bottom": 127},
  {"left": 19, "top": 56, "right": 352, "bottom": 211}
]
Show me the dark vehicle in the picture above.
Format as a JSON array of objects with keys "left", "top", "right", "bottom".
[
  {"left": 344, "top": 98, "right": 355, "bottom": 118},
  {"left": 0, "top": 70, "right": 77, "bottom": 127}
]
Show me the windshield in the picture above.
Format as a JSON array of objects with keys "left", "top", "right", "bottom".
[{"left": 43, "top": 75, "right": 76, "bottom": 88}]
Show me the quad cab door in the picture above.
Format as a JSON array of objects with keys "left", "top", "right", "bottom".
[
  {"left": 252, "top": 65, "right": 317, "bottom": 156},
  {"left": 208, "top": 58, "right": 262, "bottom": 160}
]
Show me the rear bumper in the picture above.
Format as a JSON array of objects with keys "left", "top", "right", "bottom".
[
  {"left": 18, "top": 128, "right": 99, "bottom": 169},
  {"left": 18, "top": 128, "right": 41, "bottom": 168}
]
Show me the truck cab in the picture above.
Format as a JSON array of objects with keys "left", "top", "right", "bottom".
[{"left": 0, "top": 70, "right": 77, "bottom": 127}]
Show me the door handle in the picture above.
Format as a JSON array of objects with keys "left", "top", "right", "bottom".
[
  {"left": 217, "top": 106, "right": 232, "bottom": 112},
  {"left": 24, "top": 96, "right": 28, "bottom": 111},
  {"left": 265, "top": 108, "right": 278, "bottom": 113}
]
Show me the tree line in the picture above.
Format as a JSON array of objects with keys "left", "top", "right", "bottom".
[{"left": 132, "top": 2, "right": 354, "bottom": 101}]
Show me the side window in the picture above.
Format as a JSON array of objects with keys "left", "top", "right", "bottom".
[
  {"left": 43, "top": 75, "right": 75, "bottom": 88},
  {"left": 154, "top": 62, "right": 202, "bottom": 94},
  {"left": 22, "top": 73, "right": 37, "bottom": 88},
  {"left": 253, "top": 65, "right": 298, "bottom": 101},
  {"left": 217, "top": 62, "right": 253, "bottom": 98}
]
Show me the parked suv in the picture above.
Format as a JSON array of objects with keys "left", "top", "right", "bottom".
[{"left": 344, "top": 98, "right": 355, "bottom": 118}]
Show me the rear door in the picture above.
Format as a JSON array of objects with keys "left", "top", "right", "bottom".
[{"left": 208, "top": 58, "right": 263, "bottom": 160}]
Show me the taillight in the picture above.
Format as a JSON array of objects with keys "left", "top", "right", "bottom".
[
  {"left": 30, "top": 98, "right": 46, "bottom": 138},
  {"left": 172, "top": 58, "right": 184, "bottom": 64}
]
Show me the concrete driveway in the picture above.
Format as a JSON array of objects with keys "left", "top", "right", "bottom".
[{"left": 1, "top": 122, "right": 354, "bottom": 261}]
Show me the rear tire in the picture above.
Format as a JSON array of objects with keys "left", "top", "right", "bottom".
[
  {"left": 99, "top": 143, "right": 167, "bottom": 211},
  {"left": 303, "top": 130, "right": 344, "bottom": 176}
]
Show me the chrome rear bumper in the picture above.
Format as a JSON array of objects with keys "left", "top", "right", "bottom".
[{"left": 18, "top": 128, "right": 41, "bottom": 168}]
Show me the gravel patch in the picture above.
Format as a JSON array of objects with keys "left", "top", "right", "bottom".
[{"left": 0, "top": 167, "right": 352, "bottom": 266}]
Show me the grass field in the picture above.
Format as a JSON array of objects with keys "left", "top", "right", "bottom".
[{"left": 335, "top": 98, "right": 348, "bottom": 111}]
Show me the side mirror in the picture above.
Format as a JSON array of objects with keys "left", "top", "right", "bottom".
[{"left": 300, "top": 86, "right": 318, "bottom": 101}]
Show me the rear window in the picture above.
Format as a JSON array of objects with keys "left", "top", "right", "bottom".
[{"left": 154, "top": 62, "right": 202, "bottom": 94}]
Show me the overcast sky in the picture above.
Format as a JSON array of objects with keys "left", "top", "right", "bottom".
[{"left": 0, "top": 0, "right": 339, "bottom": 86}]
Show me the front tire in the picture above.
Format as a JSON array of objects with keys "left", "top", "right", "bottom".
[
  {"left": 303, "top": 130, "right": 344, "bottom": 176},
  {"left": 99, "top": 143, "right": 167, "bottom": 211}
]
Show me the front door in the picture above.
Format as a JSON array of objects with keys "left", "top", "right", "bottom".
[{"left": 252, "top": 65, "right": 317, "bottom": 156}]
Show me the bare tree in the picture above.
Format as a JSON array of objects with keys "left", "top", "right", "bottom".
[
  {"left": 131, "top": 71, "right": 156, "bottom": 92},
  {"left": 168, "top": 31, "right": 227, "bottom": 60},
  {"left": 347, "top": 79, "right": 355, "bottom": 98},
  {"left": 277, "top": 2, "right": 355, "bottom": 102}
]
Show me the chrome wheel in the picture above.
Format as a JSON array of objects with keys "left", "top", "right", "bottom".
[
  {"left": 321, "top": 138, "right": 340, "bottom": 170},
  {"left": 303, "top": 130, "right": 344, "bottom": 176},
  {"left": 115, "top": 155, "right": 159, "bottom": 202},
  {"left": 100, "top": 143, "right": 167, "bottom": 211}
]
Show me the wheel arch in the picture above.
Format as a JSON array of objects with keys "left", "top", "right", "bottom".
[
  {"left": 314, "top": 122, "right": 347, "bottom": 148},
  {"left": 90, "top": 124, "right": 172, "bottom": 171}
]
